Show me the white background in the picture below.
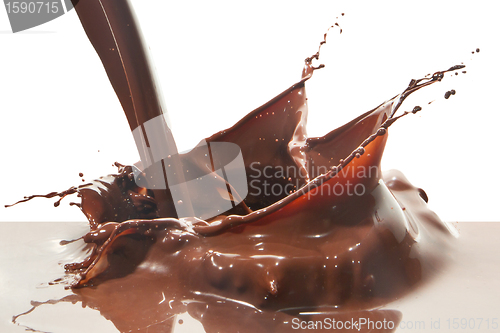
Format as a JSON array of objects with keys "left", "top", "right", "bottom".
[{"left": 1, "top": 0, "right": 499, "bottom": 222}]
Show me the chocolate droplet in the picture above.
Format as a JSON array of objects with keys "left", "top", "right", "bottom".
[{"left": 418, "top": 188, "right": 429, "bottom": 203}]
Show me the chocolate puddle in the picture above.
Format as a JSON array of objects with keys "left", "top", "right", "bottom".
[{"left": 8, "top": 0, "right": 463, "bottom": 332}]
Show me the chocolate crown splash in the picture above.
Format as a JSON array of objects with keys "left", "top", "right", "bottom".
[
  {"left": 62, "top": 56, "right": 459, "bottom": 287},
  {"left": 56, "top": 58, "right": 459, "bottom": 330},
  {"left": 8, "top": 1, "right": 463, "bottom": 332}
]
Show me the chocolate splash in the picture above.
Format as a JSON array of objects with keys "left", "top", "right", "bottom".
[
  {"left": 8, "top": 1, "right": 462, "bottom": 332},
  {"left": 63, "top": 60, "right": 457, "bottom": 297},
  {"left": 52, "top": 56, "right": 456, "bottom": 333}
]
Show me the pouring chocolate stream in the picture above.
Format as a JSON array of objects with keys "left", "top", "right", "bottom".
[{"left": 71, "top": 0, "right": 194, "bottom": 218}]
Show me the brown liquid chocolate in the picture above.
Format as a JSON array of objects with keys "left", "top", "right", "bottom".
[
  {"left": 10, "top": 1, "right": 461, "bottom": 332},
  {"left": 55, "top": 59, "right": 458, "bottom": 332},
  {"left": 56, "top": 66, "right": 456, "bottom": 332}
]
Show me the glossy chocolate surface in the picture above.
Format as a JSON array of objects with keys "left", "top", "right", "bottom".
[
  {"left": 51, "top": 58, "right": 458, "bottom": 333},
  {"left": 8, "top": 1, "right": 461, "bottom": 332}
]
